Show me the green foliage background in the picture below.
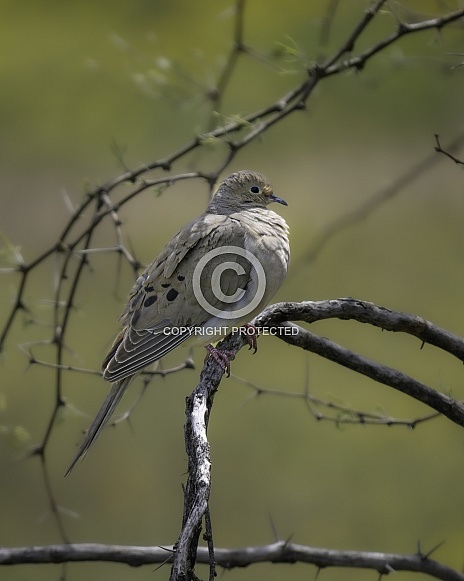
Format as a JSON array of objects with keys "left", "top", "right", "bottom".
[{"left": 1, "top": 1, "right": 463, "bottom": 580}]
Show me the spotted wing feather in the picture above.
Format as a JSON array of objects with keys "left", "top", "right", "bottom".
[{"left": 103, "top": 214, "right": 248, "bottom": 382}]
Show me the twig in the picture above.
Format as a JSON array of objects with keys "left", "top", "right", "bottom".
[
  {"left": 435, "top": 134, "right": 464, "bottom": 166},
  {"left": 232, "top": 374, "right": 440, "bottom": 427},
  {"left": 303, "top": 131, "right": 464, "bottom": 263}
]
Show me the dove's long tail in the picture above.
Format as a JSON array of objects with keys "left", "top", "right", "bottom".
[{"left": 65, "top": 376, "right": 133, "bottom": 476}]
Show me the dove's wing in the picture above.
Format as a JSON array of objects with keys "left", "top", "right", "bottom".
[
  {"left": 102, "top": 213, "right": 251, "bottom": 382},
  {"left": 67, "top": 170, "right": 291, "bottom": 474}
]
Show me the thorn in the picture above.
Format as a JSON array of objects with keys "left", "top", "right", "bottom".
[
  {"left": 283, "top": 532, "right": 294, "bottom": 547},
  {"left": 269, "top": 514, "right": 280, "bottom": 542},
  {"left": 422, "top": 540, "right": 446, "bottom": 560},
  {"left": 16, "top": 298, "right": 29, "bottom": 313},
  {"left": 61, "top": 188, "right": 75, "bottom": 215},
  {"left": 416, "top": 539, "right": 423, "bottom": 557},
  {"left": 30, "top": 443, "right": 44, "bottom": 458}
]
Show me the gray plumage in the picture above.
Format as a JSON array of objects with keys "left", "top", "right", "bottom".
[{"left": 66, "top": 170, "right": 290, "bottom": 474}]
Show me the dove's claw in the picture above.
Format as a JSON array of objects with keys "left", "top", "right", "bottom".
[
  {"left": 205, "top": 345, "right": 235, "bottom": 377},
  {"left": 240, "top": 323, "right": 259, "bottom": 353}
]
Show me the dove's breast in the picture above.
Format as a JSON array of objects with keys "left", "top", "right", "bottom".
[{"left": 238, "top": 208, "right": 290, "bottom": 304}]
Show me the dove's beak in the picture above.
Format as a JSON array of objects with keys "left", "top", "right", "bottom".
[{"left": 270, "top": 194, "right": 288, "bottom": 206}]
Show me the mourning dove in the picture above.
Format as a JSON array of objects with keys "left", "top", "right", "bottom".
[{"left": 66, "top": 170, "right": 289, "bottom": 473}]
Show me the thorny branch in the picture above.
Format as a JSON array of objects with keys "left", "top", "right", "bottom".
[
  {"left": 254, "top": 299, "right": 464, "bottom": 427},
  {"left": 1, "top": 1, "right": 463, "bottom": 580},
  {"left": 232, "top": 372, "right": 440, "bottom": 427},
  {"left": 170, "top": 297, "right": 464, "bottom": 578},
  {"left": 1, "top": 541, "right": 463, "bottom": 581}
]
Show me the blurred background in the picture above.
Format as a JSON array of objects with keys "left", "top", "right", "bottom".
[{"left": 1, "top": 1, "right": 463, "bottom": 580}]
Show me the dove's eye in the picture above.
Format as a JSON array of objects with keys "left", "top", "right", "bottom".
[{"left": 250, "top": 186, "right": 260, "bottom": 194}]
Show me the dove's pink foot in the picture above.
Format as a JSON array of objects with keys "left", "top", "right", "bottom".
[
  {"left": 205, "top": 345, "right": 235, "bottom": 377},
  {"left": 239, "top": 323, "right": 259, "bottom": 353}
]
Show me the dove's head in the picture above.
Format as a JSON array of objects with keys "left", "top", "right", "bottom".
[{"left": 208, "top": 170, "right": 288, "bottom": 214}]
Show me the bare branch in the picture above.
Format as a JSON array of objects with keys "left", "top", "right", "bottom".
[
  {"left": 167, "top": 295, "right": 464, "bottom": 577},
  {"left": 1, "top": 541, "right": 463, "bottom": 581},
  {"left": 323, "top": 7, "right": 464, "bottom": 76},
  {"left": 232, "top": 373, "right": 440, "bottom": 427},
  {"left": 2, "top": 2, "right": 463, "bottom": 577},
  {"left": 170, "top": 341, "right": 237, "bottom": 580},
  {"left": 322, "top": 0, "right": 388, "bottom": 68},
  {"left": 256, "top": 299, "right": 464, "bottom": 361},
  {"left": 254, "top": 299, "right": 464, "bottom": 427}
]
